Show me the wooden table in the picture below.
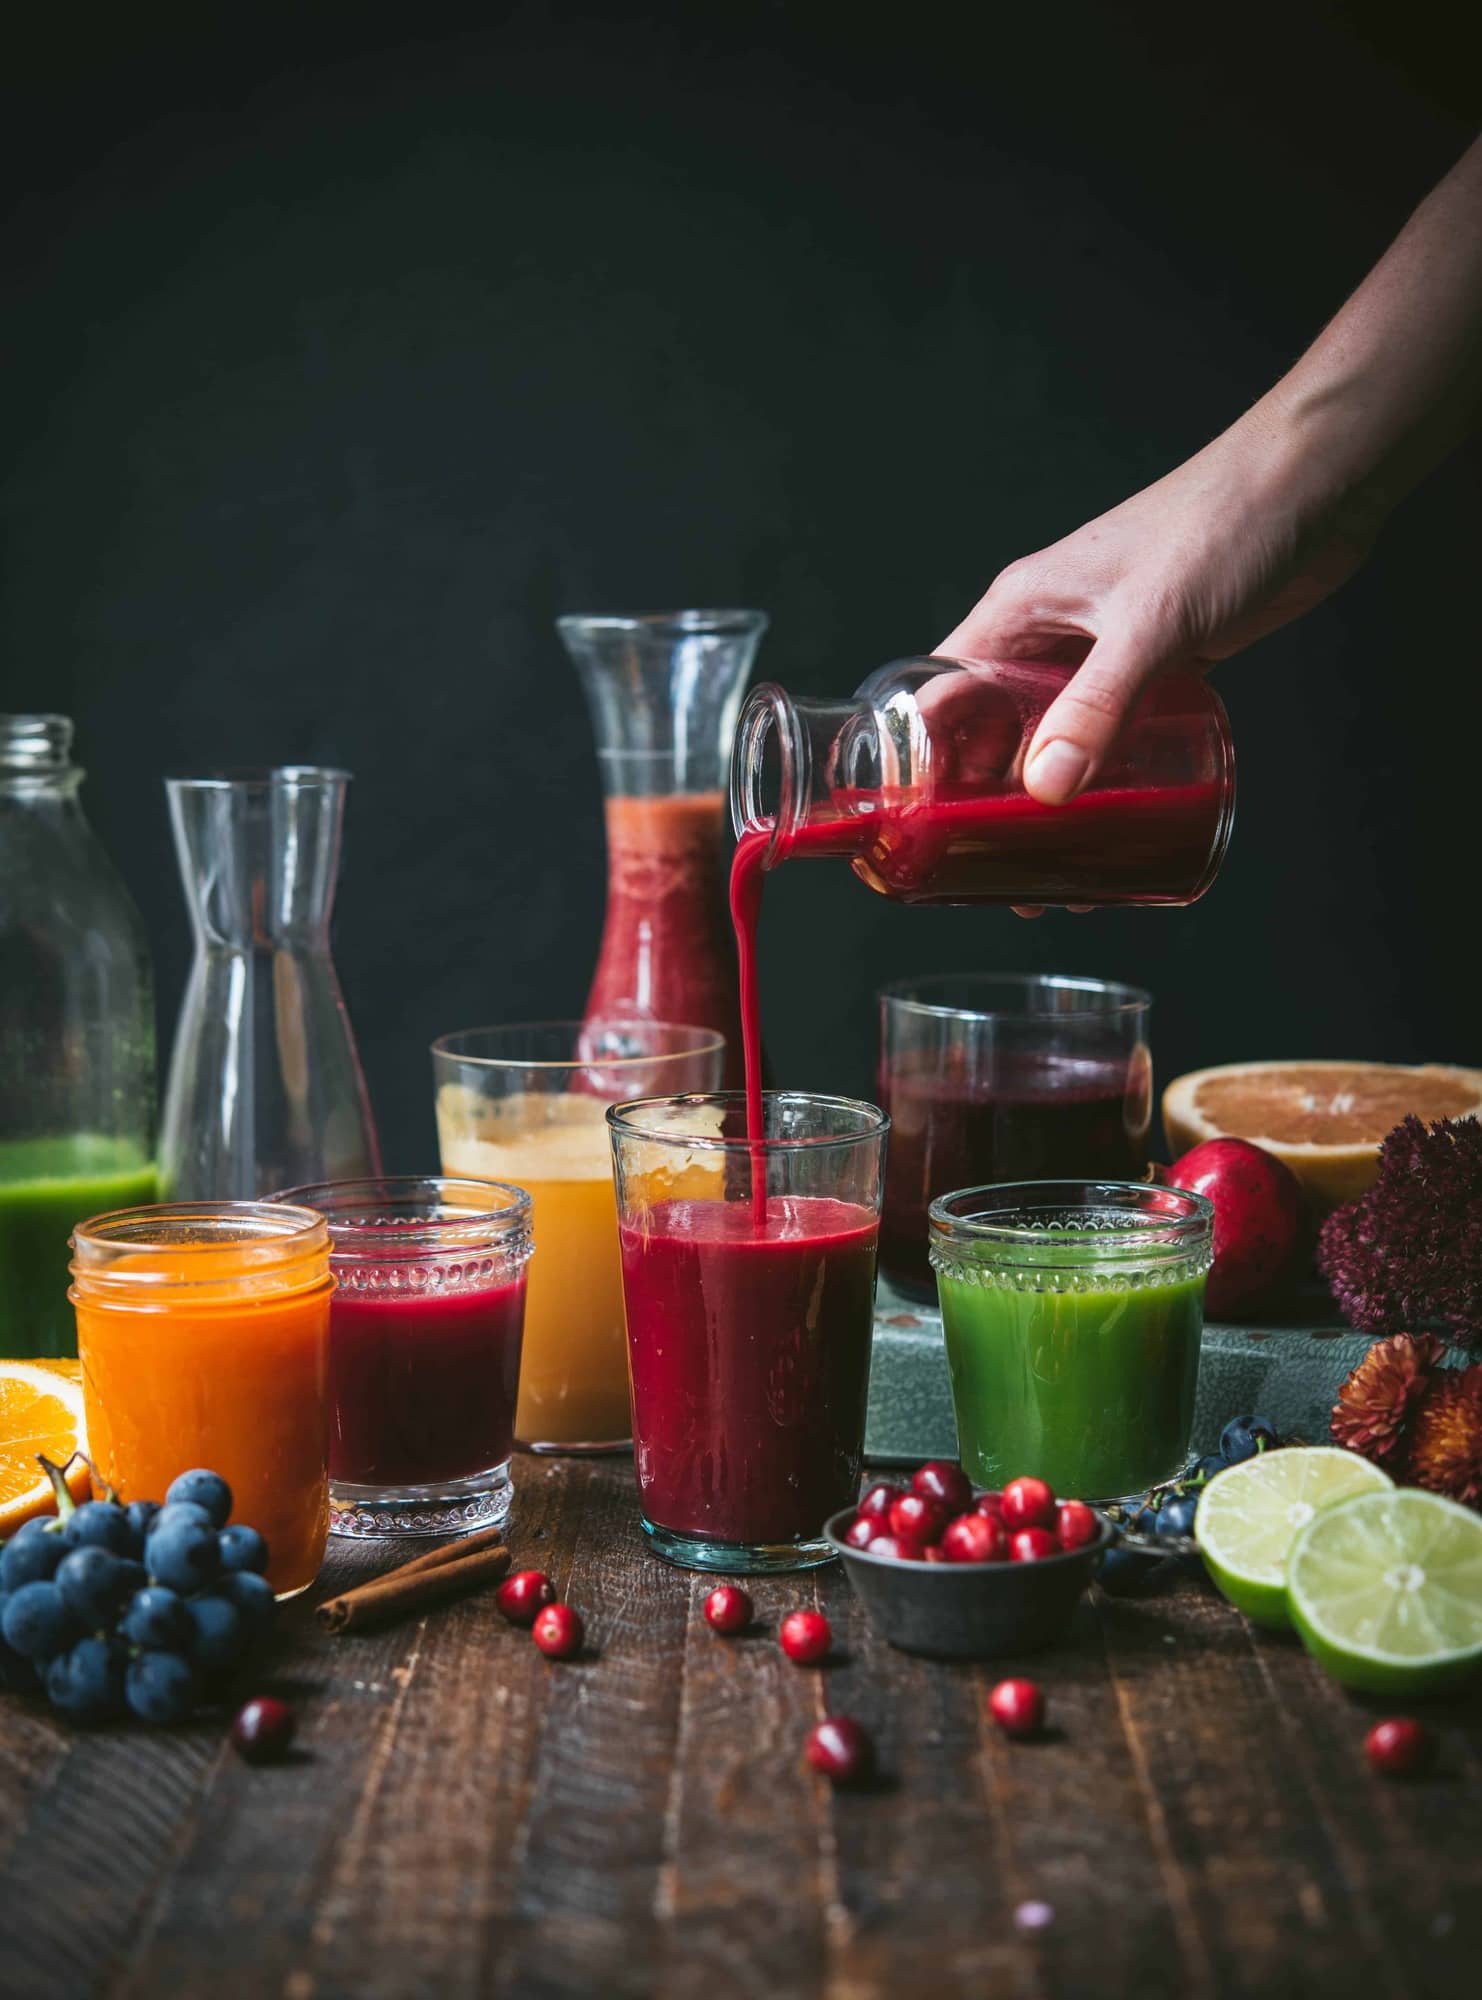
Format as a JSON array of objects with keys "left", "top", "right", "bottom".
[{"left": 2, "top": 1455, "right": 1479, "bottom": 2000}]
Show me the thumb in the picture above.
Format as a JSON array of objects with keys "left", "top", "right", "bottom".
[{"left": 1022, "top": 623, "right": 1177, "bottom": 804}]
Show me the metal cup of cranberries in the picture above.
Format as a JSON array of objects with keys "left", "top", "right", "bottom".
[{"left": 824, "top": 1464, "right": 1116, "bottom": 1660}]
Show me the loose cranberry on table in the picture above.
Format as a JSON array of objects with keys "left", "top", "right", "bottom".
[
  {"left": 804, "top": 1714, "right": 874, "bottom": 1784},
  {"left": 531, "top": 1602, "right": 584, "bottom": 1659},
  {"left": 231, "top": 1696, "right": 296, "bottom": 1764},
  {"left": 1001, "top": 1476, "right": 1057, "bottom": 1532},
  {"left": 1009, "top": 1527, "right": 1059, "bottom": 1563},
  {"left": 1056, "top": 1501, "right": 1101, "bottom": 1552},
  {"left": 495, "top": 1569, "right": 557, "bottom": 1627},
  {"left": 941, "top": 1512, "right": 1008, "bottom": 1564},
  {"left": 911, "top": 1460, "right": 973, "bottom": 1514},
  {"left": 779, "top": 1608, "right": 832, "bottom": 1664},
  {"left": 1365, "top": 1718, "right": 1433, "bottom": 1778},
  {"left": 988, "top": 1678, "right": 1046, "bottom": 1739},
  {"left": 703, "top": 1584, "right": 753, "bottom": 1634},
  {"left": 857, "top": 1481, "right": 904, "bottom": 1523},
  {"left": 888, "top": 1492, "right": 951, "bottom": 1549}
]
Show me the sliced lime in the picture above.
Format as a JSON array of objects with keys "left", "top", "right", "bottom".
[
  {"left": 1287, "top": 1487, "right": 1482, "bottom": 1697},
  {"left": 1194, "top": 1445, "right": 1393, "bottom": 1629}
]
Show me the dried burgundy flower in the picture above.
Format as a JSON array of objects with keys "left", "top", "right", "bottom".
[
  {"left": 1404, "top": 1365, "right": 1482, "bottom": 1506},
  {"left": 1318, "top": 1117, "right": 1482, "bottom": 1348},
  {"left": 1331, "top": 1332, "right": 1445, "bottom": 1464}
]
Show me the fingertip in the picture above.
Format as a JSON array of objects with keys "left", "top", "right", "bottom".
[{"left": 1023, "top": 738, "right": 1090, "bottom": 805}]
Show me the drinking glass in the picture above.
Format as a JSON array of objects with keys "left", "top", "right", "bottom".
[
  {"left": 70, "top": 1201, "right": 333, "bottom": 1597},
  {"left": 277, "top": 1176, "right": 533, "bottom": 1538},
  {"left": 929, "top": 1180, "right": 1214, "bottom": 1503},
  {"left": 432, "top": 1021, "right": 725, "bottom": 1453},
  {"left": 877, "top": 974, "right": 1152, "bottom": 1298},
  {"left": 608, "top": 1090, "right": 888, "bottom": 1572}
]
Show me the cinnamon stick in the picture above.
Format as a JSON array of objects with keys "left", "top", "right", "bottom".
[{"left": 316, "top": 1540, "right": 511, "bottom": 1635}]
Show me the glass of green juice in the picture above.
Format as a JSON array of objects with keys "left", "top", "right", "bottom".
[{"left": 929, "top": 1181, "right": 1214, "bottom": 1502}]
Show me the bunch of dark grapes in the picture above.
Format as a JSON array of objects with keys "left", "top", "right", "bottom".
[{"left": 0, "top": 1467, "right": 273, "bottom": 1726}]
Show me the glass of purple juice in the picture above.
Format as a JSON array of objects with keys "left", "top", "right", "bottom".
[
  {"left": 878, "top": 975, "right": 1152, "bottom": 1299},
  {"left": 607, "top": 1091, "right": 887, "bottom": 1572},
  {"left": 278, "top": 1175, "right": 532, "bottom": 1537}
]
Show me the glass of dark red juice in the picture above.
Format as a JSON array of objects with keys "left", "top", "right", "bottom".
[
  {"left": 877, "top": 975, "right": 1152, "bottom": 1299},
  {"left": 607, "top": 1091, "right": 888, "bottom": 1572},
  {"left": 278, "top": 1175, "right": 532, "bottom": 1537}
]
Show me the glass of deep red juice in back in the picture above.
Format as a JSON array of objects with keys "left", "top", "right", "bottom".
[
  {"left": 607, "top": 1091, "right": 888, "bottom": 1572},
  {"left": 878, "top": 975, "right": 1152, "bottom": 1299},
  {"left": 278, "top": 1176, "right": 532, "bottom": 1537}
]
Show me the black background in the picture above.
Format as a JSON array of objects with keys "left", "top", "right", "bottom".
[{"left": 3, "top": 2, "right": 1478, "bottom": 1170}]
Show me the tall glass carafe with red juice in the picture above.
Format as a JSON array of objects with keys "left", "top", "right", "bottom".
[
  {"left": 0, "top": 716, "right": 157, "bottom": 1357},
  {"left": 560, "top": 610, "right": 767, "bottom": 1085}
]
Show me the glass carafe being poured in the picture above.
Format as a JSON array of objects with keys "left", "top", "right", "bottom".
[
  {"left": 559, "top": 609, "right": 767, "bottom": 1083},
  {"left": 158, "top": 766, "right": 381, "bottom": 1199}
]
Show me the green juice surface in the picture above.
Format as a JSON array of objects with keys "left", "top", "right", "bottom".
[
  {"left": 0, "top": 1137, "right": 158, "bottom": 1359},
  {"left": 937, "top": 1240, "right": 1205, "bottom": 1501}
]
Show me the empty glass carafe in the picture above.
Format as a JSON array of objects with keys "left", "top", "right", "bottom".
[{"left": 159, "top": 767, "right": 381, "bottom": 1199}]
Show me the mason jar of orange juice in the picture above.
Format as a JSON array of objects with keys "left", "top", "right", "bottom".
[{"left": 70, "top": 1202, "right": 333, "bottom": 1597}]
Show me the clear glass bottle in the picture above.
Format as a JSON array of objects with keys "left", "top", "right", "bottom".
[
  {"left": 158, "top": 767, "right": 381, "bottom": 1200},
  {"left": 0, "top": 715, "right": 157, "bottom": 1358},
  {"left": 731, "top": 656, "right": 1235, "bottom": 906},
  {"left": 560, "top": 609, "right": 768, "bottom": 1082}
]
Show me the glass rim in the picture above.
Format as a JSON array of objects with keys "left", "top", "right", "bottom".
[
  {"left": 607, "top": 1089, "right": 889, "bottom": 1153},
  {"left": 70, "top": 1200, "right": 332, "bottom": 1291},
  {"left": 431, "top": 1020, "right": 727, "bottom": 1071},
  {"left": 164, "top": 765, "right": 352, "bottom": 792},
  {"left": 557, "top": 608, "right": 769, "bottom": 637},
  {"left": 273, "top": 1174, "right": 532, "bottom": 1252},
  {"left": 879, "top": 972, "right": 1151, "bottom": 1020},
  {"left": 928, "top": 1179, "right": 1213, "bottom": 1257}
]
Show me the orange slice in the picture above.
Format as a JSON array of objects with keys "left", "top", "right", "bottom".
[
  {"left": 0, "top": 1360, "right": 90, "bottom": 1535},
  {"left": 1162, "top": 1060, "right": 1482, "bottom": 1214}
]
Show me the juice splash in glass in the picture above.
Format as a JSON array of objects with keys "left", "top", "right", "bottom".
[
  {"left": 930, "top": 1181, "right": 1213, "bottom": 1502},
  {"left": 877, "top": 976, "right": 1152, "bottom": 1298},
  {"left": 432, "top": 1022, "right": 724, "bottom": 1453},
  {"left": 70, "top": 1202, "right": 333, "bottom": 1596},
  {"left": 608, "top": 1090, "right": 887, "bottom": 1571}
]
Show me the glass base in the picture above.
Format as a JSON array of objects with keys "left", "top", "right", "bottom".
[
  {"left": 329, "top": 1461, "right": 512, "bottom": 1538},
  {"left": 640, "top": 1516, "right": 837, "bottom": 1574},
  {"left": 519, "top": 1437, "right": 631, "bottom": 1457}
]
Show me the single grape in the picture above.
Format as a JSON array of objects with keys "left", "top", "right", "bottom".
[
  {"left": 2, "top": 1580, "right": 78, "bottom": 1662},
  {"left": 46, "top": 1635, "right": 128, "bottom": 1724},
  {"left": 149, "top": 1500, "right": 215, "bottom": 1537},
  {"left": 125, "top": 1649, "right": 198, "bottom": 1726},
  {"left": 1, "top": 1517, "right": 67, "bottom": 1590},
  {"left": 184, "top": 1594, "right": 245, "bottom": 1674},
  {"left": 55, "top": 1547, "right": 143, "bottom": 1629},
  {"left": 125, "top": 1500, "right": 161, "bottom": 1545},
  {"left": 146, "top": 1515, "right": 220, "bottom": 1595},
  {"left": 217, "top": 1524, "right": 269, "bottom": 1575},
  {"left": 217, "top": 1570, "right": 275, "bottom": 1638},
  {"left": 1156, "top": 1493, "right": 1199, "bottom": 1539},
  {"left": 64, "top": 1501, "right": 138, "bottom": 1558},
  {"left": 119, "top": 1585, "right": 193, "bottom": 1652},
  {"left": 165, "top": 1470, "right": 233, "bottom": 1529}
]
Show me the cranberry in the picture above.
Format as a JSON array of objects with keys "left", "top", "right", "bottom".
[
  {"left": 703, "top": 1584, "right": 752, "bottom": 1634},
  {"left": 922, "top": 1545, "right": 947, "bottom": 1562},
  {"left": 911, "top": 1460, "right": 973, "bottom": 1513},
  {"left": 975, "top": 1490, "right": 1005, "bottom": 1521},
  {"left": 231, "top": 1696, "right": 296, "bottom": 1764},
  {"left": 888, "top": 1493, "right": 950, "bottom": 1547},
  {"left": 1001, "top": 1476, "right": 1057, "bottom": 1532},
  {"left": 1056, "top": 1501, "right": 1101, "bottom": 1552},
  {"left": 988, "top": 1678, "right": 1045, "bottom": 1739},
  {"left": 1009, "top": 1527, "right": 1059, "bottom": 1563},
  {"left": 865, "top": 1535, "right": 904, "bottom": 1560},
  {"left": 495, "top": 1569, "right": 557, "bottom": 1627},
  {"left": 779, "top": 1608, "right": 832, "bottom": 1663},
  {"left": 843, "top": 1515, "right": 878, "bottom": 1550},
  {"left": 1365, "top": 1718, "right": 1433, "bottom": 1778},
  {"left": 857, "top": 1481, "right": 904, "bottom": 1523},
  {"left": 804, "top": 1714, "right": 874, "bottom": 1783},
  {"left": 532, "top": 1603, "right": 584, "bottom": 1659},
  {"left": 941, "top": 1512, "right": 1007, "bottom": 1564}
]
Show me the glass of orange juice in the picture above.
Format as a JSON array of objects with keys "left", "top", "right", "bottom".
[
  {"left": 70, "top": 1202, "right": 333, "bottom": 1597},
  {"left": 431, "top": 1022, "right": 724, "bottom": 1453}
]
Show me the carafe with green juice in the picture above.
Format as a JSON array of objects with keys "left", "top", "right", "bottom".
[{"left": 0, "top": 716, "right": 156, "bottom": 1356}]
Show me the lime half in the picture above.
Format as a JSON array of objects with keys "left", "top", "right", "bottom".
[
  {"left": 1287, "top": 1487, "right": 1482, "bottom": 1697},
  {"left": 1195, "top": 1446, "right": 1393, "bottom": 1629}
]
